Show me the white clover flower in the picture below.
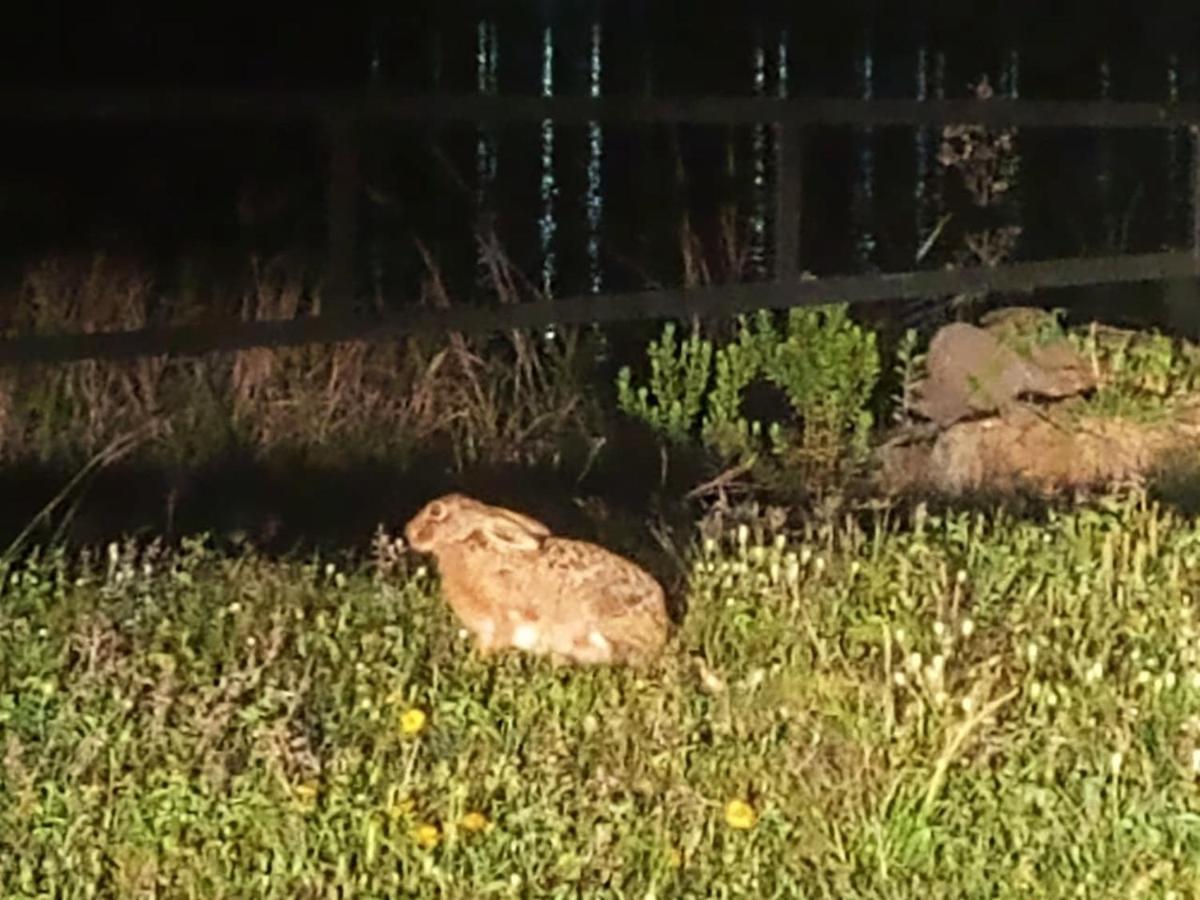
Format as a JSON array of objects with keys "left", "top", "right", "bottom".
[{"left": 960, "top": 618, "right": 975, "bottom": 638}]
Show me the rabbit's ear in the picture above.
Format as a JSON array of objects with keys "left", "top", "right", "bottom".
[
  {"left": 495, "top": 509, "right": 551, "bottom": 538},
  {"left": 479, "top": 517, "right": 545, "bottom": 552}
]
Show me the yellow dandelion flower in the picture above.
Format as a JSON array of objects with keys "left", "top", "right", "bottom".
[
  {"left": 411, "top": 822, "right": 441, "bottom": 849},
  {"left": 459, "top": 811, "right": 491, "bottom": 834},
  {"left": 387, "top": 795, "right": 416, "bottom": 820},
  {"left": 399, "top": 708, "right": 427, "bottom": 737},
  {"left": 666, "top": 846, "right": 684, "bottom": 869},
  {"left": 292, "top": 782, "right": 319, "bottom": 813},
  {"left": 724, "top": 798, "right": 757, "bottom": 830}
]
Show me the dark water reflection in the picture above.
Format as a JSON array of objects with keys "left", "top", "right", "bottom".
[
  {"left": 2, "top": 5, "right": 1200, "bottom": 321},
  {"left": 346, "top": 6, "right": 1200, "bottom": 328}
]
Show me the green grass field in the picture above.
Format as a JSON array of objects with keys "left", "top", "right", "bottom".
[{"left": 4, "top": 494, "right": 1200, "bottom": 898}]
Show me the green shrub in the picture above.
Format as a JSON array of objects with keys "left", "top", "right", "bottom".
[{"left": 616, "top": 306, "right": 881, "bottom": 480}]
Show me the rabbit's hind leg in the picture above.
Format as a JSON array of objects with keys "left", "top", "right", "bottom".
[
  {"left": 565, "top": 629, "right": 615, "bottom": 665},
  {"left": 471, "top": 618, "right": 505, "bottom": 657}
]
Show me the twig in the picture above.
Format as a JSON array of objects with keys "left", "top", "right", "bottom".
[
  {"left": 685, "top": 457, "right": 757, "bottom": 500},
  {"left": 1, "top": 423, "right": 153, "bottom": 572}
]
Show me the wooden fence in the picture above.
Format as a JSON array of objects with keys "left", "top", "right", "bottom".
[{"left": 2, "top": 90, "right": 1200, "bottom": 365}]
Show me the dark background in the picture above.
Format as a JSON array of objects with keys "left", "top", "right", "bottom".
[{"left": 2, "top": 1, "right": 1199, "bottom": 311}]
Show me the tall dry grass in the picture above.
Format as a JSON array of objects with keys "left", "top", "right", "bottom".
[
  {"left": 4, "top": 254, "right": 172, "bottom": 460},
  {"left": 0, "top": 244, "right": 599, "bottom": 472}
]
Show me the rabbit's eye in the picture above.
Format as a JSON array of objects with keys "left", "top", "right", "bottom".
[{"left": 428, "top": 502, "right": 447, "bottom": 520}]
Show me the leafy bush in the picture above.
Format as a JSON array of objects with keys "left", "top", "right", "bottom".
[{"left": 616, "top": 305, "right": 881, "bottom": 480}]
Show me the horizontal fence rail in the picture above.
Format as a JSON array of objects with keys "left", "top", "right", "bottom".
[
  {"left": 7, "top": 91, "right": 1200, "bottom": 129},
  {"left": 5, "top": 89, "right": 1200, "bottom": 368},
  {"left": 0, "top": 251, "right": 1193, "bottom": 367}
]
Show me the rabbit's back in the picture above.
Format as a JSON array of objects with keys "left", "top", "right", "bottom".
[{"left": 530, "top": 537, "right": 668, "bottom": 664}]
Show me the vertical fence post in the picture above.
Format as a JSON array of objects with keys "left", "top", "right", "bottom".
[
  {"left": 326, "top": 113, "right": 360, "bottom": 312},
  {"left": 774, "top": 123, "right": 803, "bottom": 282}
]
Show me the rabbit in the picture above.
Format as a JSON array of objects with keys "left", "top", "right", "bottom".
[{"left": 404, "top": 493, "right": 669, "bottom": 666}]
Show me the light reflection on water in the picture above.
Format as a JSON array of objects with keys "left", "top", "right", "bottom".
[
  {"left": 750, "top": 37, "right": 769, "bottom": 279},
  {"left": 1003, "top": 49, "right": 1022, "bottom": 255},
  {"left": 851, "top": 39, "right": 876, "bottom": 269},
  {"left": 475, "top": 17, "right": 499, "bottom": 217},
  {"left": 913, "top": 44, "right": 936, "bottom": 261},
  {"left": 1165, "top": 54, "right": 1185, "bottom": 239},
  {"left": 586, "top": 21, "right": 603, "bottom": 295},
  {"left": 539, "top": 24, "right": 558, "bottom": 305},
  {"left": 408, "top": 11, "right": 1198, "bottom": 313}
]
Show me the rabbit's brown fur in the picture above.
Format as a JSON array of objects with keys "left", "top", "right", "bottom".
[{"left": 404, "top": 493, "right": 668, "bottom": 665}]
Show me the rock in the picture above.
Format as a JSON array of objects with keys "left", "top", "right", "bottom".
[
  {"left": 911, "top": 316, "right": 1097, "bottom": 427},
  {"left": 878, "top": 399, "right": 1200, "bottom": 495}
]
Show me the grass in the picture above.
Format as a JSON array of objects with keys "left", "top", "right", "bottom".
[{"left": 5, "top": 494, "right": 1200, "bottom": 897}]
